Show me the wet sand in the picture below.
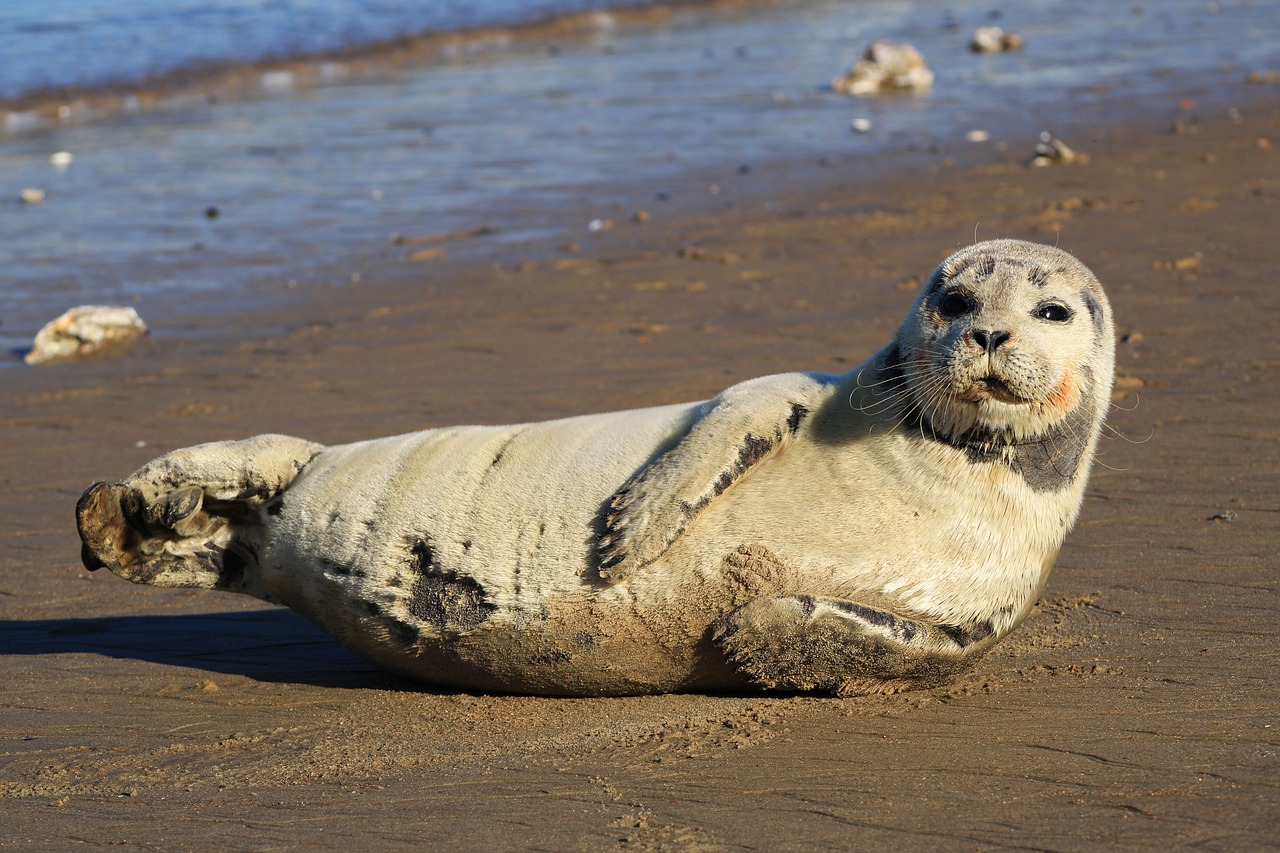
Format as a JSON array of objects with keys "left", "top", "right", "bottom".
[{"left": 2, "top": 96, "right": 1278, "bottom": 847}]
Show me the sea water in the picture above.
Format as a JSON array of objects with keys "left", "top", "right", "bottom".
[
  {"left": 0, "top": 0, "right": 665, "bottom": 99},
  {"left": 0, "top": 0, "right": 1275, "bottom": 352}
]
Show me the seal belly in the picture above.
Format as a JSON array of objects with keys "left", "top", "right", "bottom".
[
  {"left": 383, "top": 594, "right": 744, "bottom": 696},
  {"left": 278, "top": 575, "right": 742, "bottom": 696},
  {"left": 254, "top": 403, "right": 741, "bottom": 694}
]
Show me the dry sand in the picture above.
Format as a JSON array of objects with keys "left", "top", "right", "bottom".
[{"left": 2, "top": 101, "right": 1278, "bottom": 849}]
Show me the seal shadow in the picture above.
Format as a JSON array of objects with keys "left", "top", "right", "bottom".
[{"left": 0, "top": 608, "right": 449, "bottom": 692}]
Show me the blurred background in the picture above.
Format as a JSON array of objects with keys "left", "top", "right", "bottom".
[{"left": 1, "top": 0, "right": 1275, "bottom": 349}]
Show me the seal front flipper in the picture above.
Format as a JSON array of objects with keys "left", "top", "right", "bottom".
[
  {"left": 77, "top": 434, "right": 324, "bottom": 591},
  {"left": 712, "top": 594, "right": 999, "bottom": 696},
  {"left": 597, "top": 372, "right": 831, "bottom": 581}
]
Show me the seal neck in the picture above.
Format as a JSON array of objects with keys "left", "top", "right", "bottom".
[{"left": 875, "top": 346, "right": 1095, "bottom": 492}]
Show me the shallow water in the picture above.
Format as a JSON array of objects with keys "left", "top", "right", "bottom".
[
  {"left": 0, "top": 0, "right": 1276, "bottom": 354},
  {"left": 0, "top": 0, "right": 658, "bottom": 100}
]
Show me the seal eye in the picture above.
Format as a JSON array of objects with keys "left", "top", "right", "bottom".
[
  {"left": 938, "top": 291, "right": 974, "bottom": 319},
  {"left": 1034, "top": 303, "right": 1072, "bottom": 322}
]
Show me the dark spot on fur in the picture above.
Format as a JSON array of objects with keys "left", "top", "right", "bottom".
[
  {"left": 363, "top": 600, "right": 382, "bottom": 617},
  {"left": 128, "top": 561, "right": 166, "bottom": 585},
  {"left": 1081, "top": 288, "right": 1104, "bottom": 337},
  {"left": 828, "top": 600, "right": 919, "bottom": 641},
  {"left": 1028, "top": 265, "right": 1049, "bottom": 288},
  {"left": 485, "top": 433, "right": 519, "bottom": 472},
  {"left": 1008, "top": 390, "right": 1096, "bottom": 492},
  {"left": 266, "top": 499, "right": 285, "bottom": 517},
  {"left": 388, "top": 619, "right": 419, "bottom": 645},
  {"left": 324, "top": 561, "right": 351, "bottom": 576},
  {"left": 407, "top": 538, "right": 496, "bottom": 634},
  {"left": 925, "top": 268, "right": 951, "bottom": 294},
  {"left": 720, "top": 433, "right": 775, "bottom": 493},
  {"left": 938, "top": 620, "right": 994, "bottom": 648},
  {"left": 797, "top": 595, "right": 817, "bottom": 618},
  {"left": 975, "top": 256, "right": 997, "bottom": 279},
  {"left": 786, "top": 403, "right": 809, "bottom": 434},
  {"left": 678, "top": 431, "right": 779, "bottom": 524},
  {"left": 531, "top": 650, "right": 573, "bottom": 665},
  {"left": 231, "top": 478, "right": 278, "bottom": 503},
  {"left": 461, "top": 539, "right": 472, "bottom": 552}
]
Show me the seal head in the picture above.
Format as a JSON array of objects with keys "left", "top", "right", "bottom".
[{"left": 892, "top": 239, "right": 1114, "bottom": 469}]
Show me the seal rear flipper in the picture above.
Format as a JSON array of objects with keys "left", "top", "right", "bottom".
[
  {"left": 711, "top": 594, "right": 996, "bottom": 696},
  {"left": 75, "top": 434, "right": 325, "bottom": 591},
  {"left": 76, "top": 480, "right": 234, "bottom": 589},
  {"left": 597, "top": 373, "right": 830, "bottom": 581}
]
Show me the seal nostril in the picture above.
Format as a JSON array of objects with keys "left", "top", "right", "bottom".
[{"left": 972, "top": 329, "right": 1010, "bottom": 353}]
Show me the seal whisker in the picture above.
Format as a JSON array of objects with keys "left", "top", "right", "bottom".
[{"left": 1100, "top": 419, "right": 1153, "bottom": 445}]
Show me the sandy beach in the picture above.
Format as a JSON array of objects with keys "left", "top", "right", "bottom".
[{"left": 2, "top": 83, "right": 1278, "bottom": 849}]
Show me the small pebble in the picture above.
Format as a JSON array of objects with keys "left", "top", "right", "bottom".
[
  {"left": 20, "top": 188, "right": 46, "bottom": 203},
  {"left": 1029, "top": 132, "right": 1087, "bottom": 166},
  {"left": 851, "top": 117, "right": 872, "bottom": 133},
  {"left": 970, "top": 26, "right": 1024, "bottom": 53},
  {"left": 50, "top": 151, "right": 74, "bottom": 168},
  {"left": 966, "top": 129, "right": 990, "bottom": 142}
]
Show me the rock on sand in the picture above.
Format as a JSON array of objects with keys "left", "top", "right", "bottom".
[
  {"left": 24, "top": 305, "right": 148, "bottom": 365},
  {"left": 833, "top": 41, "right": 933, "bottom": 96}
]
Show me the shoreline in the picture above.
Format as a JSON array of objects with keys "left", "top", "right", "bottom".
[
  {"left": 6, "top": 79, "right": 1273, "bottom": 366},
  {"left": 1, "top": 0, "right": 773, "bottom": 126},
  {"left": 5, "top": 0, "right": 1275, "bottom": 349},
  {"left": 1, "top": 92, "right": 1277, "bottom": 847}
]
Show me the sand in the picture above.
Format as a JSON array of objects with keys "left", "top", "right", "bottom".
[{"left": 2, "top": 100, "right": 1278, "bottom": 849}]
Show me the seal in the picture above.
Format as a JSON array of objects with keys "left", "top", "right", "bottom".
[{"left": 76, "top": 239, "right": 1114, "bottom": 696}]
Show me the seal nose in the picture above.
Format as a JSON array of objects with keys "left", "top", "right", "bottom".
[{"left": 971, "top": 328, "right": 1011, "bottom": 354}]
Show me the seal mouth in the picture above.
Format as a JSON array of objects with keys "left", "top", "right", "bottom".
[{"left": 960, "top": 375, "right": 1029, "bottom": 405}]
